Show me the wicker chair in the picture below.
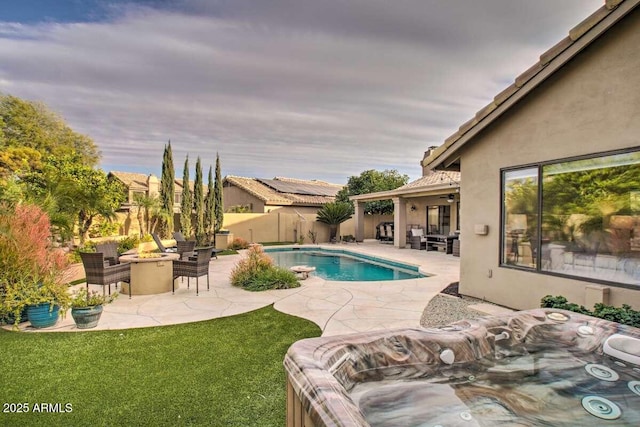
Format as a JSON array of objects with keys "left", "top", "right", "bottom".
[
  {"left": 172, "top": 247, "right": 213, "bottom": 295},
  {"left": 95, "top": 242, "right": 119, "bottom": 266},
  {"left": 172, "top": 231, "right": 187, "bottom": 242},
  {"left": 80, "top": 252, "right": 132, "bottom": 298},
  {"left": 176, "top": 240, "right": 197, "bottom": 260},
  {"left": 151, "top": 232, "right": 177, "bottom": 253}
]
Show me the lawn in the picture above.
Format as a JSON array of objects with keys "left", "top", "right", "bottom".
[{"left": 0, "top": 305, "right": 321, "bottom": 426}]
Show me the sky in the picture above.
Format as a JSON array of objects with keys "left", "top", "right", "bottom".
[{"left": 0, "top": 0, "right": 603, "bottom": 184}]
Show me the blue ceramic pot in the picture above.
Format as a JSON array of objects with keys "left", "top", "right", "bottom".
[
  {"left": 71, "top": 305, "right": 103, "bottom": 329},
  {"left": 27, "top": 303, "right": 60, "bottom": 328}
]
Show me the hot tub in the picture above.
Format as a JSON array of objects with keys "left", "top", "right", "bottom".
[{"left": 284, "top": 309, "right": 640, "bottom": 426}]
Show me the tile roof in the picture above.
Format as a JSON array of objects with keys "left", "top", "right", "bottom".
[
  {"left": 109, "top": 171, "right": 149, "bottom": 190},
  {"left": 398, "top": 171, "right": 461, "bottom": 190},
  {"left": 423, "top": 0, "right": 638, "bottom": 170},
  {"left": 224, "top": 176, "right": 343, "bottom": 206}
]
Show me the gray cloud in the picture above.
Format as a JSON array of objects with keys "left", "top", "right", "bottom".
[{"left": 0, "top": 0, "right": 602, "bottom": 183}]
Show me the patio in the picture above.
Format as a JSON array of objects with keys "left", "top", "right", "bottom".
[{"left": 27, "top": 241, "right": 463, "bottom": 336}]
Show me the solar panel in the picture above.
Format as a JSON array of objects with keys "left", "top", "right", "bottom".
[{"left": 257, "top": 178, "right": 339, "bottom": 197}]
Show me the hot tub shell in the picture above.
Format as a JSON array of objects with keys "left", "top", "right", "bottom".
[{"left": 284, "top": 309, "right": 640, "bottom": 426}]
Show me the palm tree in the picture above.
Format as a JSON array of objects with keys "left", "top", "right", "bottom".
[
  {"left": 133, "top": 193, "right": 159, "bottom": 236},
  {"left": 316, "top": 202, "right": 353, "bottom": 242}
]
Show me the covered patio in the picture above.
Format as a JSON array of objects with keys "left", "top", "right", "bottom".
[{"left": 350, "top": 170, "right": 461, "bottom": 249}]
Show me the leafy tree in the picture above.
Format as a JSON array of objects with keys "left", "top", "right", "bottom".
[
  {"left": 214, "top": 153, "right": 224, "bottom": 241},
  {"left": 0, "top": 94, "right": 99, "bottom": 178},
  {"left": 180, "top": 156, "right": 192, "bottom": 238},
  {"left": 193, "top": 157, "right": 205, "bottom": 244},
  {"left": 316, "top": 202, "right": 353, "bottom": 242},
  {"left": 336, "top": 169, "right": 409, "bottom": 214},
  {"left": 22, "top": 156, "right": 125, "bottom": 243},
  {"left": 160, "top": 142, "right": 175, "bottom": 237},
  {"left": 204, "top": 165, "right": 215, "bottom": 242}
]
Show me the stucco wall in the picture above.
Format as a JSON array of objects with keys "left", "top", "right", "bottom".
[
  {"left": 224, "top": 211, "right": 392, "bottom": 243},
  {"left": 457, "top": 9, "right": 640, "bottom": 310},
  {"left": 223, "top": 185, "right": 266, "bottom": 212}
]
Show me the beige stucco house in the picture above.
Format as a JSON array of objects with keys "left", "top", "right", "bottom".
[
  {"left": 422, "top": 0, "right": 640, "bottom": 310},
  {"left": 108, "top": 171, "right": 191, "bottom": 235}
]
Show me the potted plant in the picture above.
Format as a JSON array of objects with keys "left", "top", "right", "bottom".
[
  {"left": 70, "top": 287, "right": 117, "bottom": 329},
  {"left": 0, "top": 203, "right": 72, "bottom": 329}
]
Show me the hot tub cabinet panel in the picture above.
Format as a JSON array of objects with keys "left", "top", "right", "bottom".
[{"left": 284, "top": 309, "right": 640, "bottom": 427}]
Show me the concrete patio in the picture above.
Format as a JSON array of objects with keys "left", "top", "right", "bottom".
[{"left": 23, "top": 241, "right": 462, "bottom": 336}]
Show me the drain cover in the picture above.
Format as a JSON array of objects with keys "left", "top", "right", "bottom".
[
  {"left": 581, "top": 396, "right": 621, "bottom": 420},
  {"left": 585, "top": 363, "right": 619, "bottom": 382},
  {"left": 629, "top": 381, "right": 640, "bottom": 397}
]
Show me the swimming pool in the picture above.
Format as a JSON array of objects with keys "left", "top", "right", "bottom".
[{"left": 264, "top": 247, "right": 424, "bottom": 281}]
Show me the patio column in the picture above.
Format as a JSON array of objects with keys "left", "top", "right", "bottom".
[
  {"left": 393, "top": 197, "right": 407, "bottom": 248},
  {"left": 354, "top": 201, "right": 365, "bottom": 242}
]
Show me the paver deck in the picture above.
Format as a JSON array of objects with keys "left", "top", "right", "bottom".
[{"left": 17, "top": 241, "right": 461, "bottom": 336}]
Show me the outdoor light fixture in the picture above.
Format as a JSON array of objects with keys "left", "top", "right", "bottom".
[
  {"left": 447, "top": 194, "right": 455, "bottom": 203},
  {"left": 410, "top": 204, "right": 417, "bottom": 211}
]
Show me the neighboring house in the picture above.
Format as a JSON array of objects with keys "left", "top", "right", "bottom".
[
  {"left": 350, "top": 166, "right": 461, "bottom": 248},
  {"left": 422, "top": 0, "right": 640, "bottom": 310},
  {"left": 108, "top": 171, "right": 192, "bottom": 235},
  {"left": 223, "top": 176, "right": 343, "bottom": 214}
]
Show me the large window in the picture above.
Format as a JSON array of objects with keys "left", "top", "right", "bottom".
[{"left": 501, "top": 149, "right": 640, "bottom": 288}]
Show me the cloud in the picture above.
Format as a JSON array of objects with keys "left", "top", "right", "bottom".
[{"left": 0, "top": 0, "right": 602, "bottom": 183}]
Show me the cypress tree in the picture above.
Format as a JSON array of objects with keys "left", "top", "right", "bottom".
[
  {"left": 180, "top": 155, "right": 192, "bottom": 238},
  {"left": 214, "top": 153, "right": 224, "bottom": 243},
  {"left": 193, "top": 156, "right": 204, "bottom": 244},
  {"left": 204, "top": 165, "right": 215, "bottom": 243},
  {"left": 160, "top": 141, "right": 175, "bottom": 237}
]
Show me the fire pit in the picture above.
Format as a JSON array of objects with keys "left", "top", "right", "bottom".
[{"left": 118, "top": 253, "right": 180, "bottom": 295}]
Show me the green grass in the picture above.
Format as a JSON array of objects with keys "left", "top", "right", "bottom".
[{"left": 0, "top": 305, "right": 320, "bottom": 426}]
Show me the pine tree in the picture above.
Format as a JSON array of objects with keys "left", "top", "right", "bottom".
[
  {"left": 193, "top": 156, "right": 204, "bottom": 244},
  {"left": 214, "top": 153, "right": 224, "bottom": 243},
  {"left": 159, "top": 141, "right": 175, "bottom": 238},
  {"left": 180, "top": 155, "right": 192, "bottom": 238},
  {"left": 204, "top": 165, "right": 215, "bottom": 243}
]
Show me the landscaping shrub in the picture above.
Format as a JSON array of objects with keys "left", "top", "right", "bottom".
[
  {"left": 0, "top": 203, "right": 70, "bottom": 325},
  {"left": 541, "top": 295, "right": 640, "bottom": 327},
  {"left": 228, "top": 237, "right": 250, "bottom": 250},
  {"left": 230, "top": 245, "right": 299, "bottom": 291}
]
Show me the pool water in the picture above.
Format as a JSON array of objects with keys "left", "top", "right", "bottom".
[{"left": 265, "top": 249, "right": 423, "bottom": 281}]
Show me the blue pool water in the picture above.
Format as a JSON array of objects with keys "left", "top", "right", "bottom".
[{"left": 264, "top": 248, "right": 424, "bottom": 281}]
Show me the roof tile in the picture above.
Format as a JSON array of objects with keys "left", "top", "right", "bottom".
[
  {"left": 475, "top": 101, "right": 497, "bottom": 122},
  {"left": 540, "top": 36, "right": 573, "bottom": 65},
  {"left": 515, "top": 61, "right": 546, "bottom": 88},
  {"left": 570, "top": 6, "right": 610, "bottom": 41},
  {"left": 494, "top": 83, "right": 518, "bottom": 106}
]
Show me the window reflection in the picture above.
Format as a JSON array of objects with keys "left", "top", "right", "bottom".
[
  {"left": 501, "top": 150, "right": 640, "bottom": 287},
  {"left": 502, "top": 168, "right": 538, "bottom": 269}
]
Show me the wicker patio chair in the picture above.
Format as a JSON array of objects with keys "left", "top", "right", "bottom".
[
  {"left": 172, "top": 231, "right": 187, "bottom": 242},
  {"left": 96, "top": 241, "right": 120, "bottom": 266},
  {"left": 176, "top": 240, "right": 197, "bottom": 260},
  {"left": 172, "top": 247, "right": 213, "bottom": 295},
  {"left": 151, "top": 232, "right": 177, "bottom": 253},
  {"left": 80, "top": 252, "right": 132, "bottom": 298}
]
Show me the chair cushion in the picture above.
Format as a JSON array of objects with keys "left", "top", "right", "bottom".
[{"left": 410, "top": 228, "right": 424, "bottom": 237}]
